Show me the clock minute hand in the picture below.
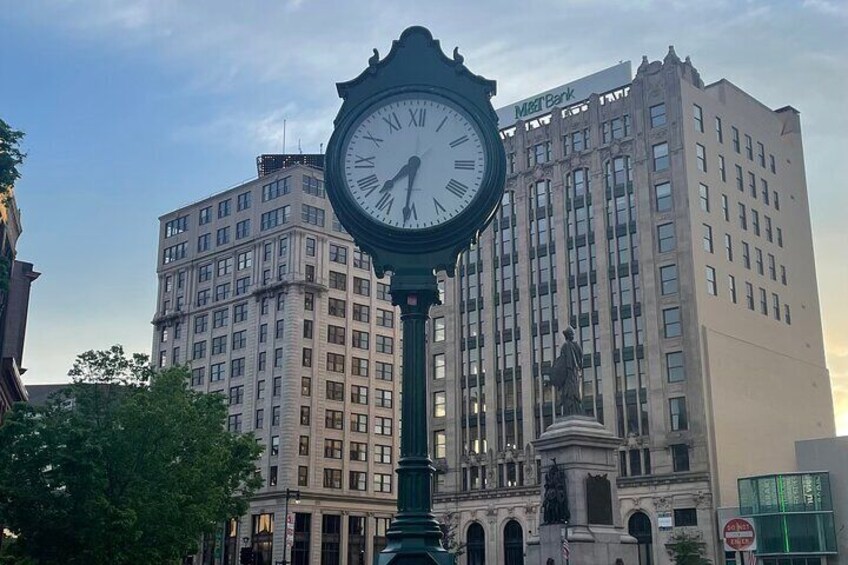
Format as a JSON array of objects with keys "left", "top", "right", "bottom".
[
  {"left": 403, "top": 156, "right": 421, "bottom": 224},
  {"left": 380, "top": 161, "right": 411, "bottom": 193}
]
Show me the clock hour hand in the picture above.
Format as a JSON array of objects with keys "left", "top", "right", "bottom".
[
  {"left": 380, "top": 161, "right": 412, "bottom": 193},
  {"left": 403, "top": 156, "right": 421, "bottom": 224}
]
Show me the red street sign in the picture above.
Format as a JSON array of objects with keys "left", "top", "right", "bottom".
[{"left": 723, "top": 518, "right": 756, "bottom": 551}]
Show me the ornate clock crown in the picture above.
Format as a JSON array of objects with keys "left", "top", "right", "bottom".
[{"left": 334, "top": 26, "right": 498, "bottom": 127}]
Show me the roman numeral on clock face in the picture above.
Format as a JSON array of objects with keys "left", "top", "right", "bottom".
[
  {"left": 363, "top": 131, "right": 383, "bottom": 147},
  {"left": 445, "top": 179, "right": 468, "bottom": 197},
  {"left": 383, "top": 112, "right": 402, "bottom": 133},
  {"left": 454, "top": 160, "right": 474, "bottom": 170},
  {"left": 449, "top": 135, "right": 469, "bottom": 148},
  {"left": 354, "top": 155, "right": 375, "bottom": 168},
  {"left": 433, "top": 198, "right": 446, "bottom": 214},
  {"left": 376, "top": 192, "right": 394, "bottom": 213},
  {"left": 408, "top": 108, "right": 426, "bottom": 128},
  {"left": 357, "top": 174, "right": 380, "bottom": 195}
]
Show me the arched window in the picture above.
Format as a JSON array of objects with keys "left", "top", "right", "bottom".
[
  {"left": 466, "top": 522, "right": 485, "bottom": 565},
  {"left": 628, "top": 511, "right": 653, "bottom": 565},
  {"left": 503, "top": 520, "right": 524, "bottom": 565}
]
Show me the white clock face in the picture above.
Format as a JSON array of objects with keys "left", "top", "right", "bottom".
[{"left": 342, "top": 94, "right": 486, "bottom": 230}]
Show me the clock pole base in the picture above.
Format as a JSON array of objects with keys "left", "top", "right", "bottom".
[{"left": 375, "top": 546, "right": 455, "bottom": 565}]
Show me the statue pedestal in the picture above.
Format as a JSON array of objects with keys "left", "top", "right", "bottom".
[{"left": 527, "top": 415, "right": 638, "bottom": 565}]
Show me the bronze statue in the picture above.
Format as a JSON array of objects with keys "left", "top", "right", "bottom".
[
  {"left": 542, "top": 459, "right": 570, "bottom": 524},
  {"left": 550, "top": 326, "right": 584, "bottom": 418}
]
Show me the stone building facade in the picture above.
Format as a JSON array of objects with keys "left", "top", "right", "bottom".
[
  {"left": 154, "top": 163, "right": 401, "bottom": 565},
  {"left": 430, "top": 48, "right": 834, "bottom": 565}
]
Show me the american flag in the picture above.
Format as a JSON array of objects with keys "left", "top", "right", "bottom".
[{"left": 561, "top": 532, "right": 571, "bottom": 561}]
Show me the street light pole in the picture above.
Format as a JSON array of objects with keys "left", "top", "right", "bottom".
[{"left": 280, "top": 488, "right": 300, "bottom": 565}]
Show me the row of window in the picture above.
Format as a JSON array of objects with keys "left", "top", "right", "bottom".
[
  {"left": 297, "top": 437, "right": 393, "bottom": 464},
  {"left": 692, "top": 102, "right": 777, "bottom": 174}
]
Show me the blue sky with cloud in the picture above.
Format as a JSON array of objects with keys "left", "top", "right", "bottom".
[{"left": 2, "top": 0, "right": 847, "bottom": 431}]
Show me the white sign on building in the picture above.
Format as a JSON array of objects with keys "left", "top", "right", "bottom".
[{"left": 495, "top": 61, "right": 632, "bottom": 128}]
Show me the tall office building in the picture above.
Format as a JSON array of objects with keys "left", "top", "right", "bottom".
[
  {"left": 430, "top": 49, "right": 834, "bottom": 565},
  {"left": 154, "top": 162, "right": 402, "bottom": 565}
]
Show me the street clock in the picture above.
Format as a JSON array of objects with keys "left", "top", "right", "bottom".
[
  {"left": 326, "top": 26, "right": 505, "bottom": 278},
  {"left": 325, "top": 27, "right": 504, "bottom": 565}
]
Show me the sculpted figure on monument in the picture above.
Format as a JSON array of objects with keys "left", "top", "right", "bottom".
[
  {"left": 541, "top": 459, "right": 570, "bottom": 524},
  {"left": 550, "top": 326, "right": 584, "bottom": 418}
]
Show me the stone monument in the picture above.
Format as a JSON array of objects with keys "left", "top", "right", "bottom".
[{"left": 526, "top": 328, "right": 638, "bottom": 565}]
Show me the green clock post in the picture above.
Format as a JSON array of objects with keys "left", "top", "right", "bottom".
[{"left": 325, "top": 27, "right": 505, "bottom": 565}]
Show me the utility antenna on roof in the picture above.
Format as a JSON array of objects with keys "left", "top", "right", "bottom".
[
  {"left": 298, "top": 139, "right": 302, "bottom": 154},
  {"left": 282, "top": 119, "right": 287, "bottom": 153}
]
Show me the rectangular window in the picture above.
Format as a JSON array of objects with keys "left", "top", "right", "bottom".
[
  {"left": 262, "top": 177, "right": 289, "bottom": 201},
  {"left": 326, "top": 381, "right": 344, "bottom": 402},
  {"left": 669, "top": 397, "right": 688, "bottom": 430},
  {"left": 353, "top": 277, "right": 371, "bottom": 296},
  {"left": 350, "top": 413, "right": 368, "bottom": 433},
  {"left": 752, "top": 209, "right": 760, "bottom": 236},
  {"left": 323, "top": 469, "right": 342, "bottom": 489},
  {"left": 374, "top": 473, "right": 392, "bottom": 493},
  {"left": 375, "top": 335, "right": 394, "bottom": 354},
  {"left": 324, "top": 439, "right": 343, "bottom": 459},
  {"left": 674, "top": 508, "right": 698, "bottom": 527},
  {"left": 755, "top": 248, "right": 764, "bottom": 275},
  {"left": 377, "top": 283, "right": 391, "bottom": 301},
  {"left": 729, "top": 274, "right": 737, "bottom": 303},
  {"left": 199, "top": 206, "right": 211, "bottom": 225},
  {"left": 327, "top": 325, "right": 346, "bottom": 345},
  {"left": 237, "top": 191, "right": 251, "bottom": 211},
  {"left": 725, "top": 234, "right": 733, "bottom": 261},
  {"left": 351, "top": 357, "right": 369, "bottom": 378},
  {"left": 303, "top": 174, "right": 325, "bottom": 197},
  {"left": 705, "top": 266, "right": 717, "bottom": 296},
  {"left": 715, "top": 116, "right": 723, "bottom": 143},
  {"left": 746, "top": 282, "right": 755, "bottom": 310},
  {"left": 657, "top": 223, "right": 676, "bottom": 253},
  {"left": 352, "top": 330, "right": 369, "bottom": 350},
  {"left": 210, "top": 362, "right": 225, "bottom": 382},
  {"left": 374, "top": 416, "right": 393, "bottom": 436},
  {"left": 218, "top": 199, "right": 231, "bottom": 218},
  {"left": 375, "top": 444, "right": 393, "bottom": 464},
  {"left": 325, "top": 409, "right": 344, "bottom": 430},
  {"left": 235, "top": 219, "right": 250, "bottom": 239},
  {"left": 659, "top": 264, "right": 678, "bottom": 295},
  {"left": 260, "top": 206, "right": 291, "bottom": 231},
  {"left": 663, "top": 307, "right": 681, "bottom": 338},
  {"left": 302, "top": 204, "right": 325, "bottom": 226},
  {"left": 327, "top": 352, "right": 345, "bottom": 373},
  {"left": 350, "top": 385, "right": 368, "bottom": 405},
  {"left": 162, "top": 242, "right": 187, "bottom": 265},
  {"left": 376, "top": 362, "right": 394, "bottom": 381},
  {"left": 757, "top": 142, "right": 765, "bottom": 167},
  {"left": 719, "top": 155, "right": 726, "bottom": 181},
  {"left": 732, "top": 126, "right": 740, "bottom": 153},
  {"left": 742, "top": 242, "right": 751, "bottom": 269},
  {"left": 699, "top": 184, "right": 710, "bottom": 212},
  {"left": 671, "top": 444, "right": 690, "bottom": 472},
  {"left": 693, "top": 104, "right": 703, "bottom": 132},
  {"left": 666, "top": 352, "right": 685, "bottom": 382},
  {"left": 197, "top": 233, "right": 211, "bottom": 252},
  {"left": 433, "top": 317, "right": 446, "bottom": 341},
  {"left": 329, "top": 243, "right": 348, "bottom": 264},
  {"left": 376, "top": 388, "right": 393, "bottom": 408},
  {"left": 650, "top": 103, "right": 666, "bottom": 128},
  {"left": 375, "top": 308, "right": 393, "bottom": 327},
  {"left": 299, "top": 436, "right": 310, "bottom": 456},
  {"left": 735, "top": 165, "right": 744, "bottom": 192},
  {"left": 759, "top": 287, "right": 768, "bottom": 315},
  {"left": 350, "top": 442, "right": 367, "bottom": 462},
  {"left": 702, "top": 224, "right": 713, "bottom": 253},
  {"left": 433, "top": 354, "right": 446, "bottom": 380},
  {"left": 434, "top": 431, "right": 446, "bottom": 459},
  {"left": 300, "top": 406, "right": 310, "bottom": 426},
  {"left": 655, "top": 182, "right": 672, "bottom": 212},
  {"left": 722, "top": 194, "right": 729, "bottom": 221},
  {"left": 329, "top": 271, "right": 347, "bottom": 291},
  {"left": 745, "top": 134, "right": 753, "bottom": 160},
  {"left": 433, "top": 391, "right": 446, "bottom": 418},
  {"left": 696, "top": 144, "right": 707, "bottom": 172},
  {"left": 328, "top": 297, "right": 347, "bottom": 318},
  {"left": 652, "top": 142, "right": 669, "bottom": 171},
  {"left": 216, "top": 227, "right": 230, "bottom": 246},
  {"left": 739, "top": 203, "right": 747, "bottom": 230},
  {"left": 773, "top": 293, "right": 781, "bottom": 320}
]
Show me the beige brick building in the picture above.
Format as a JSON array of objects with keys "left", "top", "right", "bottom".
[
  {"left": 430, "top": 49, "right": 834, "bottom": 565},
  {"left": 153, "top": 161, "right": 401, "bottom": 565}
]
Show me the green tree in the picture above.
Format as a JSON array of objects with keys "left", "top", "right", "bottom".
[
  {"left": 439, "top": 511, "right": 466, "bottom": 557},
  {"left": 666, "top": 530, "right": 712, "bottom": 565},
  {"left": 0, "top": 345, "right": 262, "bottom": 565},
  {"left": 0, "top": 119, "right": 25, "bottom": 196}
]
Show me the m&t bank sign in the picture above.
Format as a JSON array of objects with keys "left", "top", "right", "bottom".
[{"left": 496, "top": 62, "right": 632, "bottom": 128}]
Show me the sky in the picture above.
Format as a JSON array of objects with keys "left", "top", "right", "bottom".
[{"left": 1, "top": 0, "right": 847, "bottom": 432}]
